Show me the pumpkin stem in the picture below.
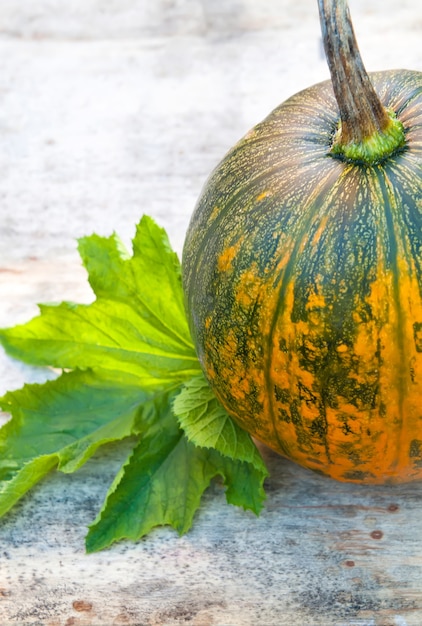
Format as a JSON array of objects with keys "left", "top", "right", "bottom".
[{"left": 318, "top": 0, "right": 406, "bottom": 164}]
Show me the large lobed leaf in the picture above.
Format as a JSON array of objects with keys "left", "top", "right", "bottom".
[
  {"left": 0, "top": 216, "right": 269, "bottom": 551},
  {"left": 87, "top": 384, "right": 268, "bottom": 552},
  {"left": 0, "top": 368, "right": 147, "bottom": 517},
  {"left": 0, "top": 216, "right": 201, "bottom": 387}
]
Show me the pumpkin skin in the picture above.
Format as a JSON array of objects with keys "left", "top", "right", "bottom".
[{"left": 182, "top": 69, "right": 422, "bottom": 484}]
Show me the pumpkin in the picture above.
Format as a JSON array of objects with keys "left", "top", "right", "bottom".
[{"left": 182, "top": 0, "right": 422, "bottom": 484}]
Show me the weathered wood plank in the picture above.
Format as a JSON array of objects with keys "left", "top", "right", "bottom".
[
  {"left": 1, "top": 441, "right": 422, "bottom": 625},
  {"left": 0, "top": 1, "right": 422, "bottom": 624}
]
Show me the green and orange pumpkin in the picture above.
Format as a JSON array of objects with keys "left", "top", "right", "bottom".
[{"left": 182, "top": 0, "right": 422, "bottom": 483}]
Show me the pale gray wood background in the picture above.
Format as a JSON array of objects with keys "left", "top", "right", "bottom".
[{"left": 0, "top": 1, "right": 421, "bottom": 624}]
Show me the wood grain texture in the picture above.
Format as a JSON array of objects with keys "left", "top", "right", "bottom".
[{"left": 0, "top": 1, "right": 422, "bottom": 624}]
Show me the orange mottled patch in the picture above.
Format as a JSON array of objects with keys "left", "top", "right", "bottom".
[
  {"left": 336, "top": 343, "right": 348, "bottom": 353},
  {"left": 209, "top": 205, "right": 221, "bottom": 222},
  {"left": 305, "top": 290, "right": 326, "bottom": 310},
  {"left": 217, "top": 238, "right": 243, "bottom": 272},
  {"left": 235, "top": 265, "right": 263, "bottom": 308},
  {"left": 255, "top": 190, "right": 272, "bottom": 202},
  {"left": 310, "top": 215, "right": 329, "bottom": 247}
]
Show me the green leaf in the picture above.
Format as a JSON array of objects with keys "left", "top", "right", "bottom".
[
  {"left": 87, "top": 431, "right": 268, "bottom": 553},
  {"left": 173, "top": 374, "right": 268, "bottom": 475},
  {"left": 216, "top": 452, "right": 267, "bottom": 514},
  {"left": 86, "top": 389, "right": 194, "bottom": 552},
  {"left": 0, "top": 369, "right": 148, "bottom": 516},
  {"left": 0, "top": 455, "right": 58, "bottom": 518},
  {"left": 0, "top": 215, "right": 270, "bottom": 551},
  {"left": 78, "top": 215, "right": 192, "bottom": 349},
  {"left": 87, "top": 384, "right": 268, "bottom": 553},
  {"left": 0, "top": 215, "right": 201, "bottom": 389},
  {"left": 0, "top": 300, "right": 199, "bottom": 387}
]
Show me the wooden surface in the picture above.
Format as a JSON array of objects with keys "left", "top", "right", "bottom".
[{"left": 1, "top": 1, "right": 422, "bottom": 624}]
